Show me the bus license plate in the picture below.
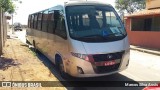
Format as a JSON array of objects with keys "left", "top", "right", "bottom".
[{"left": 104, "top": 61, "right": 116, "bottom": 66}]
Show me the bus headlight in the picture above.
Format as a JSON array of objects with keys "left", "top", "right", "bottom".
[{"left": 71, "top": 52, "right": 94, "bottom": 62}]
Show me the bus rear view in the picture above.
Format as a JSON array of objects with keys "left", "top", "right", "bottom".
[{"left": 65, "top": 2, "right": 130, "bottom": 77}]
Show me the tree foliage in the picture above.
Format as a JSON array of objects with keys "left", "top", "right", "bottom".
[
  {"left": 0, "top": 0, "right": 21, "bottom": 14},
  {"left": 115, "top": 0, "right": 146, "bottom": 14}
]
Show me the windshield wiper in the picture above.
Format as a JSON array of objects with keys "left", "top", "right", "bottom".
[
  {"left": 80, "top": 35, "right": 107, "bottom": 40},
  {"left": 104, "top": 32, "right": 124, "bottom": 37}
]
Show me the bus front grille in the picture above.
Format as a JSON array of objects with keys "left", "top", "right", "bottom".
[{"left": 92, "top": 51, "right": 125, "bottom": 62}]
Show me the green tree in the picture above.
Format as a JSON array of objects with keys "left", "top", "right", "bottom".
[
  {"left": 0, "top": 0, "right": 21, "bottom": 14},
  {"left": 115, "top": 0, "right": 146, "bottom": 14}
]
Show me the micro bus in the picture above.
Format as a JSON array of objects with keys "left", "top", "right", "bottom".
[{"left": 26, "top": 1, "right": 130, "bottom": 78}]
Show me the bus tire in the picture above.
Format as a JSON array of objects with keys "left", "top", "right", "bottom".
[
  {"left": 56, "top": 55, "right": 68, "bottom": 79},
  {"left": 33, "top": 40, "right": 37, "bottom": 53},
  {"left": 59, "top": 60, "right": 68, "bottom": 78}
]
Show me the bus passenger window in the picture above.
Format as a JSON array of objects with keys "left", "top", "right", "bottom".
[
  {"left": 48, "top": 12, "right": 55, "bottom": 34},
  {"left": 37, "top": 12, "right": 43, "bottom": 30},
  {"left": 42, "top": 10, "right": 49, "bottom": 32},
  {"left": 33, "top": 14, "right": 38, "bottom": 29},
  {"left": 30, "top": 15, "right": 34, "bottom": 29},
  {"left": 28, "top": 15, "right": 31, "bottom": 28},
  {"left": 55, "top": 12, "right": 67, "bottom": 39}
]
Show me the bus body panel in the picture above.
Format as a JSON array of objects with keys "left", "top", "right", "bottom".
[
  {"left": 26, "top": 28, "right": 34, "bottom": 45},
  {"left": 47, "top": 33, "right": 56, "bottom": 63},
  {"left": 64, "top": 36, "right": 130, "bottom": 77},
  {"left": 35, "top": 30, "right": 42, "bottom": 50},
  {"left": 65, "top": 50, "right": 129, "bottom": 77},
  {"left": 81, "top": 37, "right": 129, "bottom": 54},
  {"left": 39, "top": 31, "right": 48, "bottom": 55}
]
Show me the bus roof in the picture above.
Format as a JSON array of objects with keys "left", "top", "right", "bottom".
[
  {"left": 30, "top": 1, "right": 112, "bottom": 15},
  {"left": 65, "top": 1, "right": 111, "bottom": 6}
]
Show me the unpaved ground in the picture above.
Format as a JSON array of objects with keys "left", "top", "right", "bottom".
[{"left": 0, "top": 35, "right": 66, "bottom": 90}]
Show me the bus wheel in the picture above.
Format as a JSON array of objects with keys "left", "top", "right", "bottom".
[
  {"left": 56, "top": 56, "right": 67, "bottom": 79},
  {"left": 59, "top": 60, "right": 68, "bottom": 79},
  {"left": 33, "top": 40, "right": 37, "bottom": 53}
]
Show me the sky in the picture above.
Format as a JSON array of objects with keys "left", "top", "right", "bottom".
[{"left": 8, "top": 0, "right": 115, "bottom": 25}]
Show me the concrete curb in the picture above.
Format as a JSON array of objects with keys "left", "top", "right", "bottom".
[{"left": 130, "top": 46, "right": 160, "bottom": 56}]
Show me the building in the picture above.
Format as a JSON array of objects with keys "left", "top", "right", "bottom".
[{"left": 125, "top": 0, "right": 160, "bottom": 49}]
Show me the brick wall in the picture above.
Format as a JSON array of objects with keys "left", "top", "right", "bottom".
[{"left": 125, "top": 18, "right": 160, "bottom": 49}]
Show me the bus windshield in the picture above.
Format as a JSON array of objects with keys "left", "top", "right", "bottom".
[{"left": 66, "top": 5, "right": 127, "bottom": 42}]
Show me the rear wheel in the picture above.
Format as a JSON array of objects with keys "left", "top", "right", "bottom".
[{"left": 33, "top": 40, "right": 37, "bottom": 53}]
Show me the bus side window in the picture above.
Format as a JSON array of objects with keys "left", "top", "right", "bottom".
[
  {"left": 54, "top": 10, "right": 60, "bottom": 31},
  {"left": 37, "top": 12, "right": 43, "bottom": 30},
  {"left": 48, "top": 11, "right": 55, "bottom": 34},
  {"left": 28, "top": 15, "right": 31, "bottom": 28},
  {"left": 30, "top": 14, "right": 34, "bottom": 29},
  {"left": 55, "top": 11, "right": 67, "bottom": 39},
  {"left": 33, "top": 14, "right": 38, "bottom": 29},
  {"left": 42, "top": 9, "right": 49, "bottom": 32}
]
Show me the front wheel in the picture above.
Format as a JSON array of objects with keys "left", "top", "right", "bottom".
[{"left": 57, "top": 58, "right": 68, "bottom": 79}]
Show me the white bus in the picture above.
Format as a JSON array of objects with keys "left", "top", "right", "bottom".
[{"left": 26, "top": 1, "right": 130, "bottom": 78}]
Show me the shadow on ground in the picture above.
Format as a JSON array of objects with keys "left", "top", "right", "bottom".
[
  {"left": 28, "top": 47, "right": 144, "bottom": 90},
  {"left": 0, "top": 57, "right": 21, "bottom": 71}
]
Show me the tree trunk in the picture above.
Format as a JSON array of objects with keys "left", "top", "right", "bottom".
[{"left": 0, "top": 8, "right": 3, "bottom": 55}]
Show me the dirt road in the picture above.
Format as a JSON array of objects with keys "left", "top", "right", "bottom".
[{"left": 0, "top": 33, "right": 66, "bottom": 90}]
